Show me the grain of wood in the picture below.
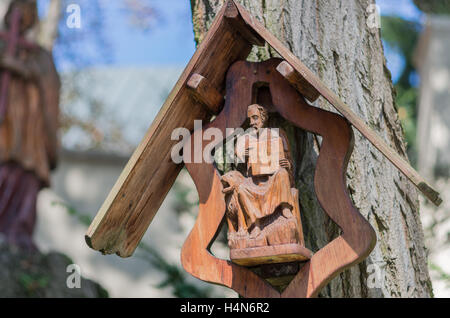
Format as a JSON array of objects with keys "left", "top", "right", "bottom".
[{"left": 187, "top": 73, "right": 224, "bottom": 114}]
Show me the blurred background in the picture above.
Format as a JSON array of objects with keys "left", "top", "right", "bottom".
[{"left": 0, "top": 0, "right": 448, "bottom": 297}]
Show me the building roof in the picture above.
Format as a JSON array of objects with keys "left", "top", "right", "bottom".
[{"left": 61, "top": 66, "right": 183, "bottom": 155}]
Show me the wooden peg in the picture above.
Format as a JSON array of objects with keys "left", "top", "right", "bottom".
[
  {"left": 276, "top": 61, "right": 320, "bottom": 102},
  {"left": 187, "top": 73, "right": 224, "bottom": 115},
  {"left": 224, "top": 0, "right": 265, "bottom": 46}
]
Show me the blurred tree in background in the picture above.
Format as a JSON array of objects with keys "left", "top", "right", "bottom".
[
  {"left": 414, "top": 0, "right": 450, "bottom": 15},
  {"left": 413, "top": 0, "right": 450, "bottom": 294},
  {"left": 382, "top": 0, "right": 450, "bottom": 167},
  {"left": 380, "top": 16, "right": 421, "bottom": 165}
]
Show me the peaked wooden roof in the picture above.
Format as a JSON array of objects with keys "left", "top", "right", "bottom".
[{"left": 86, "top": 0, "right": 441, "bottom": 258}]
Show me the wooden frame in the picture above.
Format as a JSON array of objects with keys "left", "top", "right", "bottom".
[
  {"left": 86, "top": 0, "right": 440, "bottom": 271},
  {"left": 181, "top": 58, "right": 376, "bottom": 297}
]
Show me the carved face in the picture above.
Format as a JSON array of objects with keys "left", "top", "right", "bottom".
[{"left": 247, "top": 105, "right": 267, "bottom": 132}]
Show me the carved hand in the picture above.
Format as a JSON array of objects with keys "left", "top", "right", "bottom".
[
  {"left": 222, "top": 185, "right": 235, "bottom": 194},
  {"left": 279, "top": 158, "right": 291, "bottom": 170},
  {"left": 221, "top": 175, "right": 235, "bottom": 194}
]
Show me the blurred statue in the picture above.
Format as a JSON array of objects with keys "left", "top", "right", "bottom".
[{"left": 0, "top": 0, "right": 60, "bottom": 250}]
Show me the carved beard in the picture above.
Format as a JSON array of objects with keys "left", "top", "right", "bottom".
[{"left": 250, "top": 119, "right": 267, "bottom": 134}]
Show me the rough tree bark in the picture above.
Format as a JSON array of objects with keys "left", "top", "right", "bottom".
[{"left": 190, "top": 0, "right": 433, "bottom": 297}]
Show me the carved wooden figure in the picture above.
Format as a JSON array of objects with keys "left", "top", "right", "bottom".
[
  {"left": 0, "top": 0, "right": 60, "bottom": 250},
  {"left": 86, "top": 0, "right": 442, "bottom": 297},
  {"left": 222, "top": 104, "right": 312, "bottom": 267}
]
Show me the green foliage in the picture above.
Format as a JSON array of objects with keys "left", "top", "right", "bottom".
[
  {"left": 137, "top": 242, "right": 213, "bottom": 298},
  {"left": 414, "top": 0, "right": 450, "bottom": 15},
  {"left": 385, "top": 6, "right": 450, "bottom": 293},
  {"left": 429, "top": 262, "right": 450, "bottom": 288},
  {"left": 52, "top": 201, "right": 92, "bottom": 227},
  {"left": 381, "top": 15, "right": 421, "bottom": 165},
  {"left": 381, "top": 17, "right": 420, "bottom": 86},
  {"left": 18, "top": 273, "right": 50, "bottom": 296},
  {"left": 172, "top": 178, "right": 198, "bottom": 216}
]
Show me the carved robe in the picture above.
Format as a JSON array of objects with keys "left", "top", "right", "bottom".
[{"left": 223, "top": 128, "right": 295, "bottom": 233}]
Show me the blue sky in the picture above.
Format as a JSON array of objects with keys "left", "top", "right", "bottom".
[
  {"left": 103, "top": 1, "right": 196, "bottom": 66},
  {"left": 377, "top": 0, "right": 423, "bottom": 21},
  {"left": 37, "top": 0, "right": 196, "bottom": 69},
  {"left": 37, "top": 0, "right": 423, "bottom": 82},
  {"left": 377, "top": 0, "right": 423, "bottom": 83}
]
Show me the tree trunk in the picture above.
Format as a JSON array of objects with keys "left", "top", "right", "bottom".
[{"left": 190, "top": 0, "right": 433, "bottom": 298}]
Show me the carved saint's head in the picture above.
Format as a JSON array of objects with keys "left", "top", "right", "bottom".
[
  {"left": 5, "top": 0, "right": 38, "bottom": 33},
  {"left": 247, "top": 104, "right": 268, "bottom": 132}
]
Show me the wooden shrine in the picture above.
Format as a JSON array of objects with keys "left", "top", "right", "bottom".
[{"left": 86, "top": 0, "right": 442, "bottom": 298}]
